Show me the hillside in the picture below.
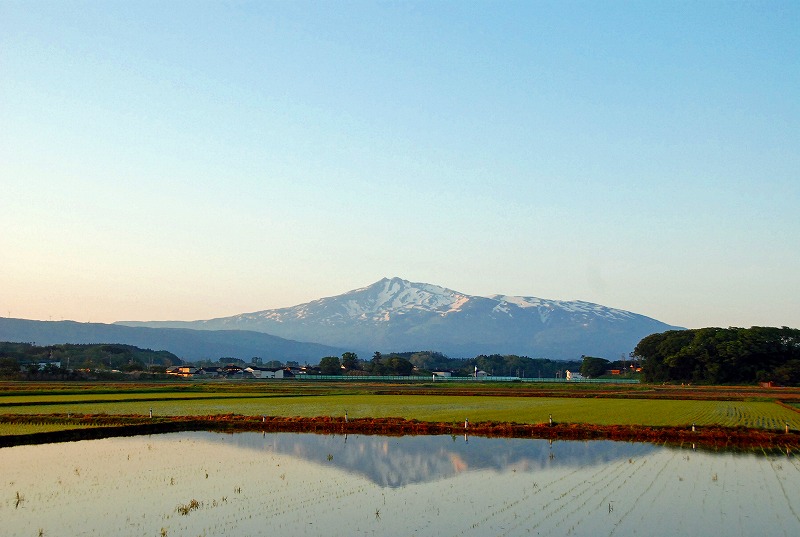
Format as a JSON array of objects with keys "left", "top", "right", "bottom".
[{"left": 0, "top": 318, "right": 345, "bottom": 362}]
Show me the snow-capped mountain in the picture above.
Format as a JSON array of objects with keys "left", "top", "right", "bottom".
[{"left": 118, "top": 277, "right": 681, "bottom": 359}]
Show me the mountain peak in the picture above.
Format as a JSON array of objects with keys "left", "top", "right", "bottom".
[
  {"left": 117, "top": 278, "right": 681, "bottom": 359},
  {"left": 348, "top": 277, "right": 470, "bottom": 319}
]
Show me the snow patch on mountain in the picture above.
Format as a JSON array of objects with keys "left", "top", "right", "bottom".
[
  {"left": 491, "top": 294, "right": 636, "bottom": 322},
  {"left": 329, "top": 277, "right": 471, "bottom": 321},
  {"left": 492, "top": 295, "right": 543, "bottom": 309},
  {"left": 492, "top": 303, "right": 511, "bottom": 316},
  {"left": 446, "top": 295, "right": 470, "bottom": 314}
]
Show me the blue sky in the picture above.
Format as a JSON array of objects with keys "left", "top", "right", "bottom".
[{"left": 1, "top": 1, "right": 798, "bottom": 329}]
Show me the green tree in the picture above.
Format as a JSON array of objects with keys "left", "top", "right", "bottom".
[
  {"left": 122, "top": 360, "right": 145, "bottom": 372},
  {"left": 772, "top": 359, "right": 800, "bottom": 386},
  {"left": 369, "top": 351, "right": 384, "bottom": 375},
  {"left": 0, "top": 357, "right": 20, "bottom": 379},
  {"left": 341, "top": 352, "right": 359, "bottom": 370},
  {"left": 319, "top": 356, "right": 341, "bottom": 375},
  {"left": 580, "top": 356, "right": 610, "bottom": 378},
  {"left": 386, "top": 356, "right": 414, "bottom": 376},
  {"left": 633, "top": 327, "right": 800, "bottom": 385}
]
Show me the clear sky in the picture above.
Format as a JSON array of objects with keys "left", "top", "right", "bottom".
[{"left": 1, "top": 1, "right": 798, "bottom": 329}]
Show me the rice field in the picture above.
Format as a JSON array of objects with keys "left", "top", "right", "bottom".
[{"left": 2, "top": 392, "right": 799, "bottom": 434}]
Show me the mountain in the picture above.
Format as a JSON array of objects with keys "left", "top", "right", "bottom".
[
  {"left": 0, "top": 318, "right": 345, "bottom": 362},
  {"left": 118, "top": 277, "right": 681, "bottom": 359}
]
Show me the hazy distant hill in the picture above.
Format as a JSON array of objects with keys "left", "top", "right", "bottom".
[
  {"left": 0, "top": 318, "right": 344, "bottom": 362},
  {"left": 118, "top": 277, "right": 682, "bottom": 359}
]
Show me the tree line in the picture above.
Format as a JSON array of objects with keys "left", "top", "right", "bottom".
[
  {"left": 317, "top": 350, "right": 581, "bottom": 378},
  {"left": 9, "top": 326, "right": 796, "bottom": 385},
  {"left": 0, "top": 342, "right": 182, "bottom": 379},
  {"left": 633, "top": 326, "right": 800, "bottom": 385}
]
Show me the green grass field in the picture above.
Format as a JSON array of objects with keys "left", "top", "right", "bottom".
[
  {"left": 0, "top": 422, "right": 103, "bottom": 435},
  {"left": 2, "top": 389, "right": 799, "bottom": 435}
]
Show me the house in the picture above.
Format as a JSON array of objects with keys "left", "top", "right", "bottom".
[
  {"left": 243, "top": 366, "right": 287, "bottom": 379},
  {"left": 432, "top": 371, "right": 452, "bottom": 378},
  {"left": 221, "top": 365, "right": 244, "bottom": 378},
  {"left": 21, "top": 361, "right": 62, "bottom": 372},
  {"left": 196, "top": 366, "right": 222, "bottom": 377},
  {"left": 166, "top": 366, "right": 199, "bottom": 377},
  {"left": 565, "top": 370, "right": 584, "bottom": 381}
]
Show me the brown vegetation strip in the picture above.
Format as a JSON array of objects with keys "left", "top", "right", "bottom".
[
  {"left": 1, "top": 413, "right": 797, "bottom": 452},
  {"left": 776, "top": 400, "right": 800, "bottom": 414},
  {"left": 2, "top": 381, "right": 800, "bottom": 403}
]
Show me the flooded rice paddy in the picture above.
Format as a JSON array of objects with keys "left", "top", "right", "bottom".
[{"left": 2, "top": 432, "right": 799, "bottom": 536}]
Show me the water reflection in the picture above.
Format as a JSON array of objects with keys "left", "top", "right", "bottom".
[
  {"left": 1, "top": 432, "right": 798, "bottom": 537},
  {"left": 213, "top": 432, "right": 658, "bottom": 487}
]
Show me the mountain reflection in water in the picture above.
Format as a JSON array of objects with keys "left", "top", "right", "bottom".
[
  {"left": 3, "top": 432, "right": 798, "bottom": 537},
  {"left": 214, "top": 432, "right": 657, "bottom": 487}
]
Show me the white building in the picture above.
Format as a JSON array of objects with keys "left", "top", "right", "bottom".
[
  {"left": 243, "top": 367, "right": 285, "bottom": 379},
  {"left": 565, "top": 370, "right": 584, "bottom": 381}
]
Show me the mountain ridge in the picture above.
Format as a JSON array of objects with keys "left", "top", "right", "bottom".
[
  {"left": 118, "top": 277, "right": 681, "bottom": 359},
  {"left": 0, "top": 318, "right": 346, "bottom": 362}
]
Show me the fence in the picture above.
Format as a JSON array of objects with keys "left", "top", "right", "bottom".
[{"left": 293, "top": 375, "right": 639, "bottom": 384}]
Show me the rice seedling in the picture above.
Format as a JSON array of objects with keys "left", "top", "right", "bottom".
[{"left": 176, "top": 499, "right": 200, "bottom": 516}]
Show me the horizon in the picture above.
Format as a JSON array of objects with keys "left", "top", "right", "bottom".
[
  {"left": 3, "top": 274, "right": 792, "bottom": 331},
  {"left": 2, "top": 2, "right": 798, "bottom": 330}
]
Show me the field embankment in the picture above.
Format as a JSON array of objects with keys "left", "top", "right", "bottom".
[{"left": 0, "top": 413, "right": 798, "bottom": 452}]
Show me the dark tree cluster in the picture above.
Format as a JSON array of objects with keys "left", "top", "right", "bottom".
[
  {"left": 312, "top": 352, "right": 414, "bottom": 376},
  {"left": 0, "top": 342, "right": 182, "bottom": 379},
  {"left": 376, "top": 352, "right": 414, "bottom": 375},
  {"left": 579, "top": 356, "right": 611, "bottom": 378},
  {"left": 322, "top": 350, "right": 581, "bottom": 378},
  {"left": 470, "top": 354, "right": 581, "bottom": 378},
  {"left": 633, "top": 327, "right": 800, "bottom": 385}
]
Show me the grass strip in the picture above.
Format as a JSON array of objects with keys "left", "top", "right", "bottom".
[{"left": 3, "top": 395, "right": 798, "bottom": 430}]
